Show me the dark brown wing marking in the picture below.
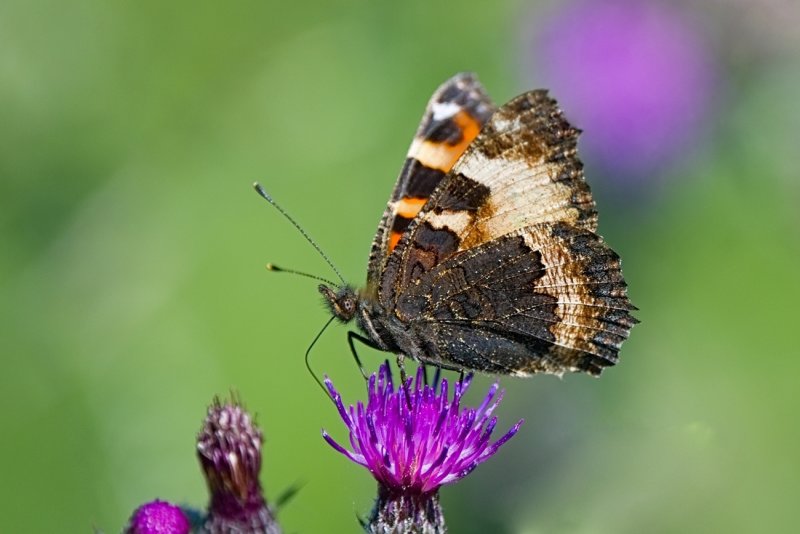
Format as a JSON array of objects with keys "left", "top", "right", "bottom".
[{"left": 366, "top": 73, "right": 495, "bottom": 288}]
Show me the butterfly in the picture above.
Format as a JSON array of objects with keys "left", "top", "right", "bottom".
[{"left": 315, "top": 72, "right": 636, "bottom": 376}]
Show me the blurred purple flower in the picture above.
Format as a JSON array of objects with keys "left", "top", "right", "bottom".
[
  {"left": 323, "top": 363, "right": 522, "bottom": 532},
  {"left": 526, "top": 0, "right": 718, "bottom": 183},
  {"left": 125, "top": 500, "right": 190, "bottom": 534},
  {"left": 197, "top": 397, "right": 281, "bottom": 534}
]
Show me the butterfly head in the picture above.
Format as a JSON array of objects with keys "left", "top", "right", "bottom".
[{"left": 319, "top": 284, "right": 358, "bottom": 323}]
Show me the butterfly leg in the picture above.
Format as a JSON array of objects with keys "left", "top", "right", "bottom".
[
  {"left": 347, "top": 331, "right": 381, "bottom": 381},
  {"left": 418, "top": 363, "right": 438, "bottom": 387},
  {"left": 395, "top": 353, "right": 414, "bottom": 410},
  {"left": 431, "top": 365, "right": 442, "bottom": 389},
  {"left": 396, "top": 353, "right": 408, "bottom": 384}
]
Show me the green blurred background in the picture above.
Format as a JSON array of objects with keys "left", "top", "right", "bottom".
[{"left": 2, "top": 0, "right": 798, "bottom": 532}]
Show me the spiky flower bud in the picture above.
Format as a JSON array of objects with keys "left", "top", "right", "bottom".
[{"left": 197, "top": 397, "right": 281, "bottom": 534}]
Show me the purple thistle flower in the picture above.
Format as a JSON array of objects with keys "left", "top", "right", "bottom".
[
  {"left": 525, "top": 0, "right": 718, "bottom": 184},
  {"left": 125, "top": 500, "right": 190, "bottom": 534},
  {"left": 323, "top": 363, "right": 523, "bottom": 532},
  {"left": 197, "top": 397, "right": 281, "bottom": 534}
]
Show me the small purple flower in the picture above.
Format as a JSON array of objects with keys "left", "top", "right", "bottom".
[
  {"left": 525, "top": 0, "right": 718, "bottom": 183},
  {"left": 125, "top": 500, "right": 190, "bottom": 534},
  {"left": 323, "top": 363, "right": 522, "bottom": 532},
  {"left": 197, "top": 397, "right": 281, "bottom": 534}
]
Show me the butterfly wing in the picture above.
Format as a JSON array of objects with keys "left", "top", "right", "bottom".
[
  {"left": 366, "top": 73, "right": 494, "bottom": 288},
  {"left": 381, "top": 90, "right": 636, "bottom": 376}
]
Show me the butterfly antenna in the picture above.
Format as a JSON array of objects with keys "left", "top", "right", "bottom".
[
  {"left": 266, "top": 263, "right": 338, "bottom": 287},
  {"left": 305, "top": 315, "right": 337, "bottom": 400},
  {"left": 253, "top": 182, "right": 346, "bottom": 286}
]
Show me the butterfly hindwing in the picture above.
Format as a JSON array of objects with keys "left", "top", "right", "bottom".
[
  {"left": 366, "top": 73, "right": 494, "bottom": 287},
  {"left": 393, "top": 223, "right": 636, "bottom": 375}
]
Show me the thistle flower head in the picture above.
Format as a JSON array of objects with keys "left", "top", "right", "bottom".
[
  {"left": 323, "top": 362, "right": 523, "bottom": 496},
  {"left": 125, "top": 500, "right": 190, "bottom": 534}
]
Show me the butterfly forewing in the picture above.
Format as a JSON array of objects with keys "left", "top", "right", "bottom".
[
  {"left": 367, "top": 73, "right": 495, "bottom": 288},
  {"left": 421, "top": 90, "right": 597, "bottom": 256}
]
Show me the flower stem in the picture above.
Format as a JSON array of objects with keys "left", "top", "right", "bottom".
[{"left": 366, "top": 485, "right": 446, "bottom": 534}]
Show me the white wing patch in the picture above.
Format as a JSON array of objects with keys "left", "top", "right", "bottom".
[{"left": 431, "top": 101, "right": 461, "bottom": 121}]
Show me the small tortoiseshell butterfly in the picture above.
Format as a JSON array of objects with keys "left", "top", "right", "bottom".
[{"left": 273, "top": 73, "right": 637, "bottom": 377}]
